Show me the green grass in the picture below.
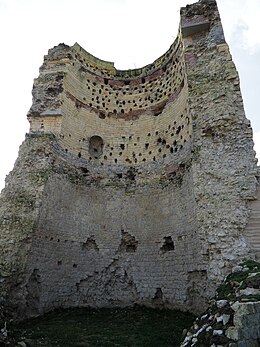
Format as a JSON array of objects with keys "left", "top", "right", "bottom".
[
  {"left": 216, "top": 282, "right": 235, "bottom": 300},
  {"left": 241, "top": 259, "right": 260, "bottom": 271},
  {"left": 216, "top": 259, "right": 260, "bottom": 300},
  {"left": 10, "top": 306, "right": 195, "bottom": 347}
]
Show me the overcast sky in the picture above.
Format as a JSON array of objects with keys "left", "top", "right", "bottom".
[{"left": 0, "top": 0, "right": 259, "bottom": 191}]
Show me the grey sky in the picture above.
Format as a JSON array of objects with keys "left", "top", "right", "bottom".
[
  {"left": 0, "top": 0, "right": 259, "bottom": 191},
  {"left": 217, "top": 0, "right": 260, "bottom": 133}
]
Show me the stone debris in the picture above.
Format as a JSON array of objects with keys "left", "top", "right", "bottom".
[
  {"left": 222, "top": 314, "right": 231, "bottom": 326},
  {"left": 17, "top": 342, "right": 27, "bottom": 347},
  {"left": 0, "top": 321, "right": 18, "bottom": 346},
  {"left": 217, "top": 300, "right": 228, "bottom": 309},
  {"left": 179, "top": 259, "right": 260, "bottom": 347},
  {"left": 213, "top": 330, "right": 223, "bottom": 336},
  {"left": 239, "top": 288, "right": 260, "bottom": 297},
  {"left": 0, "top": 322, "right": 7, "bottom": 337}
]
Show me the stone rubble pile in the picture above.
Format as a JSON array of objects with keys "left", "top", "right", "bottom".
[{"left": 179, "top": 259, "right": 260, "bottom": 347}]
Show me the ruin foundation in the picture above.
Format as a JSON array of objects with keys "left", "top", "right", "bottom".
[{"left": 0, "top": 0, "right": 258, "bottom": 320}]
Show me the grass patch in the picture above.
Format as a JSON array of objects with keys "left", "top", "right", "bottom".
[
  {"left": 216, "top": 282, "right": 235, "bottom": 300},
  {"left": 226, "top": 271, "right": 248, "bottom": 283},
  {"left": 10, "top": 306, "right": 195, "bottom": 347},
  {"left": 241, "top": 259, "right": 260, "bottom": 271}
]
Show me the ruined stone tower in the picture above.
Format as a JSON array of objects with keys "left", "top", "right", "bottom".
[{"left": 0, "top": 0, "right": 258, "bottom": 320}]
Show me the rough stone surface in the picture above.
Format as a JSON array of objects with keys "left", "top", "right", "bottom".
[
  {"left": 0, "top": 0, "right": 258, "bottom": 327},
  {"left": 180, "top": 260, "right": 260, "bottom": 347}
]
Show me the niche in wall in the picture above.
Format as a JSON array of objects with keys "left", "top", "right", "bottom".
[{"left": 89, "top": 135, "right": 104, "bottom": 158}]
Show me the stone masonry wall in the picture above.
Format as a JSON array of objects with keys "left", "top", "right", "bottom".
[
  {"left": 24, "top": 169, "right": 199, "bottom": 315},
  {"left": 181, "top": 0, "right": 257, "bottom": 296},
  {"left": 0, "top": 135, "right": 57, "bottom": 319},
  {"left": 0, "top": 0, "right": 257, "bottom": 321}
]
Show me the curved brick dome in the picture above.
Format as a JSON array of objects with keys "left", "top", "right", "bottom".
[{"left": 28, "top": 33, "right": 191, "bottom": 168}]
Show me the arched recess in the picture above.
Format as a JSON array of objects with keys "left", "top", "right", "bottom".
[{"left": 89, "top": 135, "right": 104, "bottom": 158}]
